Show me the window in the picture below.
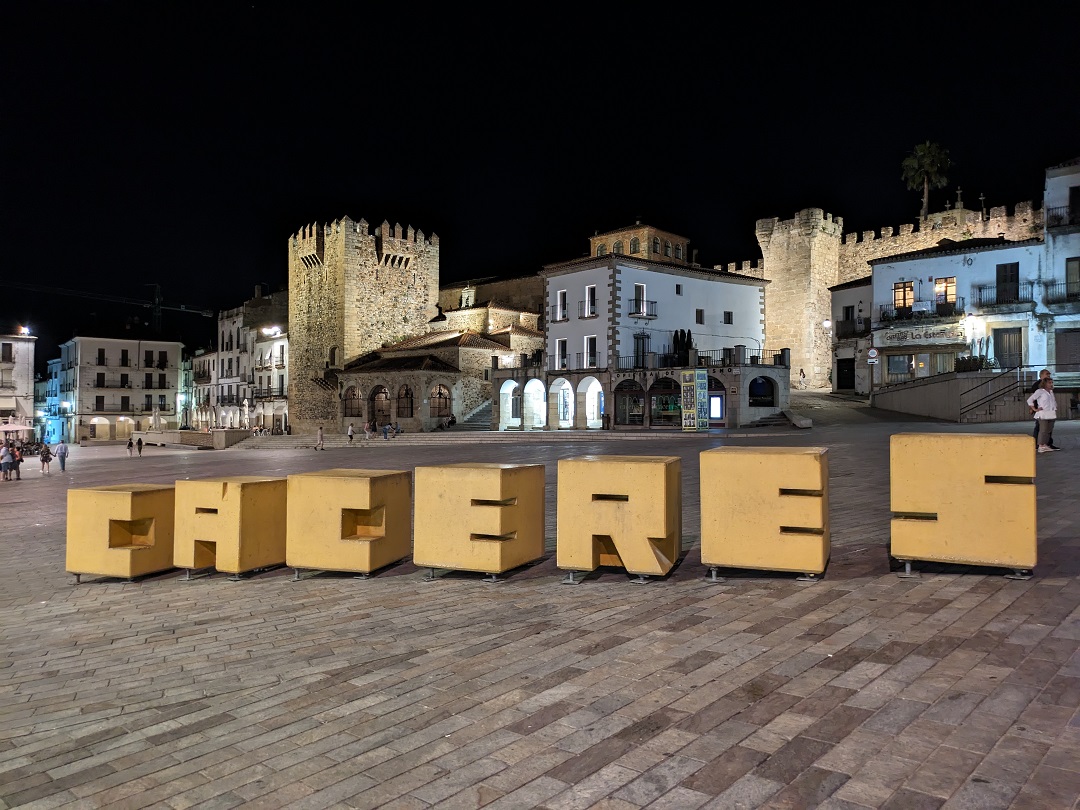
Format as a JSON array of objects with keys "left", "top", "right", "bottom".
[
  {"left": 996, "top": 262, "right": 1020, "bottom": 300},
  {"left": 145, "top": 350, "right": 154, "bottom": 367},
  {"left": 629, "top": 237, "right": 640, "bottom": 254},
  {"left": 675, "top": 245, "right": 683, "bottom": 260},
  {"left": 652, "top": 237, "right": 660, "bottom": 254},
  {"left": 664, "top": 241, "right": 672, "bottom": 257},
  {"left": 158, "top": 351, "right": 167, "bottom": 369},
  {"left": 632, "top": 283, "right": 646, "bottom": 315},
  {"left": 696, "top": 309, "right": 705, "bottom": 325},
  {"left": 585, "top": 285, "right": 596, "bottom": 317},
  {"left": 934, "top": 277, "right": 956, "bottom": 302},
  {"left": 675, "top": 284, "right": 682, "bottom": 295},
  {"left": 596, "top": 244, "right": 607, "bottom": 257},
  {"left": 585, "top": 336, "right": 597, "bottom": 368},
  {"left": 121, "top": 395, "right": 130, "bottom": 411},
  {"left": 0, "top": 343, "right": 10, "bottom": 363},
  {"left": 1068, "top": 257, "right": 1080, "bottom": 287},
  {"left": 724, "top": 311, "right": 734, "bottom": 325},
  {"left": 144, "top": 394, "right": 153, "bottom": 410},
  {"left": 121, "top": 349, "right": 129, "bottom": 367},
  {"left": 557, "top": 290, "right": 567, "bottom": 321},
  {"left": 120, "top": 373, "right": 129, "bottom": 388},
  {"left": 97, "top": 348, "right": 106, "bottom": 365},
  {"left": 893, "top": 281, "right": 914, "bottom": 310},
  {"left": 96, "top": 395, "right": 105, "bottom": 411},
  {"left": 159, "top": 373, "right": 166, "bottom": 389},
  {"left": 158, "top": 394, "right": 167, "bottom": 410},
  {"left": 144, "top": 372, "right": 153, "bottom": 389},
  {"left": 396, "top": 385, "right": 414, "bottom": 418},
  {"left": 887, "top": 355, "right": 912, "bottom": 375},
  {"left": 556, "top": 338, "right": 567, "bottom": 369},
  {"left": 96, "top": 372, "right": 105, "bottom": 387},
  {"left": 612, "top": 240, "right": 623, "bottom": 254},
  {"left": 843, "top": 305, "right": 855, "bottom": 322}
]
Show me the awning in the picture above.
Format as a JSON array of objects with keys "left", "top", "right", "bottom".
[{"left": 0, "top": 397, "right": 17, "bottom": 412}]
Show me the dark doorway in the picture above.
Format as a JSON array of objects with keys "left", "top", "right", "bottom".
[
  {"left": 993, "top": 327, "right": 1023, "bottom": 369},
  {"left": 836, "top": 359, "right": 856, "bottom": 390}
]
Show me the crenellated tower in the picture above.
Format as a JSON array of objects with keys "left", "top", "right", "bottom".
[{"left": 287, "top": 216, "right": 440, "bottom": 433}]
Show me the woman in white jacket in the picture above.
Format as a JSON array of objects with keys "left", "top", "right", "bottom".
[{"left": 1026, "top": 377, "right": 1058, "bottom": 453}]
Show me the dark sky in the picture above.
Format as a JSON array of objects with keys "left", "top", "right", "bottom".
[{"left": 4, "top": 2, "right": 1078, "bottom": 371}]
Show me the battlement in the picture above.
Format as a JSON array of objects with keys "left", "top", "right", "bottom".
[
  {"left": 838, "top": 200, "right": 1041, "bottom": 246},
  {"left": 714, "top": 259, "right": 765, "bottom": 278}
]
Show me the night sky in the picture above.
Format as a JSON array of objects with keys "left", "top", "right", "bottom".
[{"left": 4, "top": 2, "right": 1078, "bottom": 372}]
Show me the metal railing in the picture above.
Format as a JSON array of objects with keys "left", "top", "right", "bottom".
[
  {"left": 878, "top": 298, "right": 965, "bottom": 322},
  {"left": 1046, "top": 205, "right": 1078, "bottom": 228},
  {"left": 1044, "top": 280, "right": 1080, "bottom": 304},
  {"left": 577, "top": 301, "right": 598, "bottom": 318},
  {"left": 252, "top": 388, "right": 287, "bottom": 400},
  {"left": 973, "top": 282, "right": 1034, "bottom": 307},
  {"left": 834, "top": 319, "right": 871, "bottom": 338},
  {"left": 628, "top": 299, "right": 657, "bottom": 318},
  {"left": 549, "top": 305, "right": 569, "bottom": 322}
]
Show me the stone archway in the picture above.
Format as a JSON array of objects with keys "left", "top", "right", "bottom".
[
  {"left": 522, "top": 378, "right": 546, "bottom": 430},
  {"left": 575, "top": 376, "right": 604, "bottom": 429},
  {"left": 499, "top": 379, "right": 521, "bottom": 431},
  {"left": 548, "top": 377, "right": 574, "bottom": 429}
]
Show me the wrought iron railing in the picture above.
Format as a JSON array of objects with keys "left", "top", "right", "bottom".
[
  {"left": 973, "top": 282, "right": 1034, "bottom": 307},
  {"left": 628, "top": 299, "right": 657, "bottom": 318},
  {"left": 1044, "top": 280, "right": 1080, "bottom": 304}
]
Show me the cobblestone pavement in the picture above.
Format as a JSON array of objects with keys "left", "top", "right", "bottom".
[{"left": 1, "top": 402, "right": 1078, "bottom": 809}]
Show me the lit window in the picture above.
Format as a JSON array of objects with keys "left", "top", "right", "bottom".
[
  {"left": 596, "top": 244, "right": 607, "bottom": 256},
  {"left": 612, "top": 241, "right": 623, "bottom": 254},
  {"left": 630, "top": 237, "right": 640, "bottom": 254}
]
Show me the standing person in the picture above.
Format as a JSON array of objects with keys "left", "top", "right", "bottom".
[
  {"left": 39, "top": 444, "right": 52, "bottom": 474},
  {"left": 136, "top": 437, "right": 144, "bottom": 457},
  {"left": 363, "top": 421, "right": 374, "bottom": 440},
  {"left": 381, "top": 422, "right": 390, "bottom": 440},
  {"left": 54, "top": 439, "right": 69, "bottom": 472},
  {"left": 1, "top": 444, "right": 11, "bottom": 482},
  {"left": 127, "top": 438, "right": 134, "bottom": 457},
  {"left": 1026, "top": 377, "right": 1059, "bottom": 453},
  {"left": 12, "top": 445, "right": 22, "bottom": 480},
  {"left": 799, "top": 369, "right": 806, "bottom": 389},
  {"left": 315, "top": 426, "right": 325, "bottom": 450},
  {"left": 1027, "top": 369, "right": 1058, "bottom": 449},
  {"left": 347, "top": 423, "right": 355, "bottom": 445}
]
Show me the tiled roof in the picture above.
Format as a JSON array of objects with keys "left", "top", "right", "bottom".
[{"left": 344, "top": 354, "right": 460, "bottom": 373}]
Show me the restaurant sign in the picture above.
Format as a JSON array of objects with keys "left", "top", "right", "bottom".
[{"left": 879, "top": 324, "right": 965, "bottom": 346}]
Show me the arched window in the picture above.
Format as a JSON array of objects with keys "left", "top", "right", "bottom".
[
  {"left": 596, "top": 244, "right": 607, "bottom": 256},
  {"left": 629, "top": 237, "right": 640, "bottom": 254},
  {"left": 396, "top": 385, "right": 414, "bottom": 418},
  {"left": 749, "top": 376, "right": 777, "bottom": 407},
  {"left": 674, "top": 244, "right": 683, "bottom": 260},
  {"left": 664, "top": 241, "right": 672, "bottom": 257},
  {"left": 652, "top": 237, "right": 661, "bottom": 254},
  {"left": 369, "top": 386, "right": 390, "bottom": 424},
  {"left": 612, "top": 240, "right": 624, "bottom": 254},
  {"left": 429, "top": 384, "right": 452, "bottom": 418},
  {"left": 342, "top": 385, "right": 363, "bottom": 417},
  {"left": 614, "top": 379, "right": 645, "bottom": 426}
]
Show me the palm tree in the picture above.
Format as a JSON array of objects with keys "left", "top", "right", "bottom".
[{"left": 901, "top": 141, "right": 951, "bottom": 219}]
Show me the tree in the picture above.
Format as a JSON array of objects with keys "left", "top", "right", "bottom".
[{"left": 901, "top": 141, "right": 951, "bottom": 219}]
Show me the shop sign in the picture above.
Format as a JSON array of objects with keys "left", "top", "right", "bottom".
[{"left": 880, "top": 324, "right": 965, "bottom": 346}]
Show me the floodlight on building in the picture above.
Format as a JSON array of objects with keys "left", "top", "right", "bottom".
[
  {"left": 262, "top": 326, "right": 282, "bottom": 337},
  {"left": 19, "top": 326, "right": 30, "bottom": 335},
  {"left": 822, "top": 319, "right": 832, "bottom": 330}
]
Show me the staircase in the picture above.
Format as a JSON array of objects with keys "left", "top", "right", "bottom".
[
  {"left": 456, "top": 401, "right": 493, "bottom": 431},
  {"left": 744, "top": 413, "right": 793, "bottom": 429}
]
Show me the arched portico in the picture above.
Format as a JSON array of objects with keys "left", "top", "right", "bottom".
[
  {"left": 614, "top": 380, "right": 645, "bottom": 426},
  {"left": 575, "top": 376, "right": 604, "bottom": 429},
  {"left": 548, "top": 377, "right": 574, "bottom": 429},
  {"left": 498, "top": 379, "right": 521, "bottom": 430},
  {"left": 522, "top": 378, "right": 546, "bottom": 430}
]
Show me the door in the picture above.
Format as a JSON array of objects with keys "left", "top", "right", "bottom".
[
  {"left": 836, "top": 358, "right": 856, "bottom": 390},
  {"left": 993, "top": 327, "right": 1023, "bottom": 369},
  {"left": 1056, "top": 329, "right": 1080, "bottom": 372}
]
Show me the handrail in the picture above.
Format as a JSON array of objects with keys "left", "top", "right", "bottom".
[
  {"left": 957, "top": 366, "right": 1023, "bottom": 421},
  {"left": 958, "top": 366, "right": 1021, "bottom": 399}
]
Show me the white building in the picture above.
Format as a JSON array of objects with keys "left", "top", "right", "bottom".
[
  {"left": 492, "top": 223, "right": 788, "bottom": 430},
  {"left": 53, "top": 336, "right": 184, "bottom": 442},
  {"left": 0, "top": 329, "right": 36, "bottom": 431},
  {"left": 251, "top": 324, "right": 289, "bottom": 433},
  {"left": 827, "top": 277, "right": 873, "bottom": 393}
]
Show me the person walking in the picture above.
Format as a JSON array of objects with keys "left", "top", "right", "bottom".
[
  {"left": 1027, "top": 369, "right": 1059, "bottom": 449},
  {"left": 1026, "top": 377, "right": 1059, "bottom": 453},
  {"left": 136, "top": 437, "right": 144, "bottom": 457},
  {"left": 315, "top": 426, "right": 325, "bottom": 450},
  {"left": 39, "top": 444, "right": 52, "bottom": 474},
  {"left": 363, "top": 421, "right": 374, "bottom": 440},
  {"left": 799, "top": 368, "right": 806, "bottom": 390},
  {"left": 54, "top": 439, "right": 69, "bottom": 472},
  {"left": 347, "top": 423, "right": 355, "bottom": 445},
  {"left": 1, "top": 444, "right": 12, "bottom": 482},
  {"left": 127, "top": 438, "right": 134, "bottom": 457}
]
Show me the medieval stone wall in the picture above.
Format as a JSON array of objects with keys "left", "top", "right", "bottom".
[{"left": 753, "top": 202, "right": 1043, "bottom": 387}]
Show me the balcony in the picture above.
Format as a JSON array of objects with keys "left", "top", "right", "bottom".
[
  {"left": 577, "top": 301, "right": 598, "bottom": 319},
  {"left": 91, "top": 404, "right": 173, "bottom": 413},
  {"left": 878, "top": 297, "right": 965, "bottom": 323},
  {"left": 835, "top": 319, "right": 871, "bottom": 339},
  {"left": 194, "top": 373, "right": 211, "bottom": 383},
  {"left": 972, "top": 282, "right": 1035, "bottom": 310},
  {"left": 1044, "top": 280, "right": 1080, "bottom": 306},
  {"left": 628, "top": 299, "right": 657, "bottom": 319},
  {"left": 92, "top": 380, "right": 133, "bottom": 389},
  {"left": 1046, "top": 205, "right": 1079, "bottom": 228},
  {"left": 549, "top": 305, "right": 569, "bottom": 323},
  {"left": 252, "top": 388, "right": 287, "bottom": 400}
]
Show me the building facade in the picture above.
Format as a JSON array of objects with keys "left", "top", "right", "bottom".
[
  {"left": 492, "top": 224, "right": 789, "bottom": 430},
  {"left": 52, "top": 336, "right": 184, "bottom": 442},
  {"left": 0, "top": 330, "right": 36, "bottom": 431}
]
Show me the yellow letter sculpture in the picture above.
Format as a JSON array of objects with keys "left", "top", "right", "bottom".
[
  {"left": 286, "top": 468, "right": 412, "bottom": 578},
  {"left": 174, "top": 476, "right": 287, "bottom": 578},
  {"left": 66, "top": 484, "right": 176, "bottom": 583},
  {"left": 700, "top": 447, "right": 829, "bottom": 582},
  {"left": 557, "top": 455, "right": 681, "bottom": 583},
  {"left": 890, "top": 433, "right": 1035, "bottom": 577},
  {"left": 413, "top": 463, "right": 545, "bottom": 580}
]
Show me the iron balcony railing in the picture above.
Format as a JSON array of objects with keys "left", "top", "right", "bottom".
[
  {"left": 834, "top": 319, "right": 872, "bottom": 338},
  {"left": 1044, "top": 280, "right": 1080, "bottom": 304},
  {"left": 973, "top": 282, "right": 1034, "bottom": 307},
  {"left": 252, "top": 388, "right": 287, "bottom": 400},
  {"left": 628, "top": 299, "right": 657, "bottom": 318},
  {"left": 878, "top": 298, "right": 965, "bottom": 322},
  {"left": 549, "top": 305, "right": 569, "bottom": 323},
  {"left": 577, "top": 300, "right": 598, "bottom": 318},
  {"left": 1046, "top": 205, "right": 1078, "bottom": 228}
]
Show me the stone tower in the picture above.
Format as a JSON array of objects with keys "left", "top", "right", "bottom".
[{"left": 287, "top": 216, "right": 440, "bottom": 433}]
